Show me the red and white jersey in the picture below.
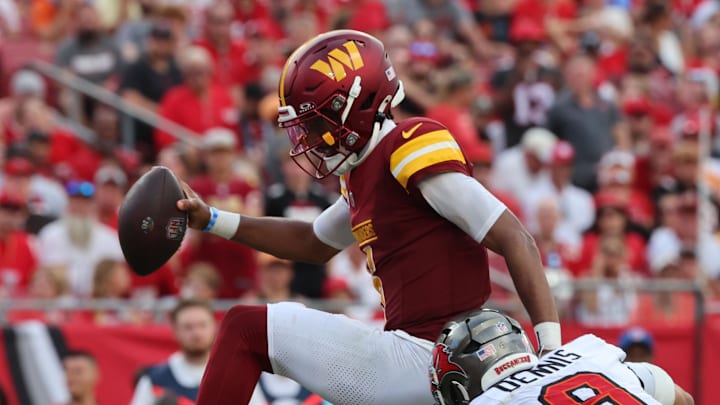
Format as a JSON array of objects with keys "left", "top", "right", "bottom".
[{"left": 471, "top": 334, "right": 660, "bottom": 405}]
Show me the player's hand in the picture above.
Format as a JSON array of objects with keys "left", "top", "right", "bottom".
[{"left": 176, "top": 181, "right": 211, "bottom": 230}]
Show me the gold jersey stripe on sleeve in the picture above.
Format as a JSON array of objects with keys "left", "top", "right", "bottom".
[{"left": 390, "top": 130, "right": 466, "bottom": 188}]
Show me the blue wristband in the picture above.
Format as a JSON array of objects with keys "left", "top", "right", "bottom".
[{"left": 203, "top": 206, "right": 219, "bottom": 232}]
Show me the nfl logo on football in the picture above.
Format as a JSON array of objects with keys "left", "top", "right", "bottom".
[{"left": 165, "top": 217, "right": 186, "bottom": 241}]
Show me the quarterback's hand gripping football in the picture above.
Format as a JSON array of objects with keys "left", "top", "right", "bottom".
[{"left": 176, "top": 181, "right": 211, "bottom": 230}]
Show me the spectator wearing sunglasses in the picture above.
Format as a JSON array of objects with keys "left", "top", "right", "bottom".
[{"left": 36, "top": 179, "right": 123, "bottom": 298}]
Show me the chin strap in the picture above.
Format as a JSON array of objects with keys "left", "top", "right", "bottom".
[
  {"left": 340, "top": 76, "right": 363, "bottom": 124},
  {"left": 334, "top": 80, "right": 406, "bottom": 175}
]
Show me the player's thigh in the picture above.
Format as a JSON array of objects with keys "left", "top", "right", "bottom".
[{"left": 267, "top": 302, "right": 435, "bottom": 405}]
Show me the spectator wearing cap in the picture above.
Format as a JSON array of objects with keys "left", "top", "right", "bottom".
[
  {"left": 0, "top": 69, "right": 47, "bottom": 141},
  {"left": 119, "top": 21, "right": 183, "bottom": 163},
  {"left": 634, "top": 127, "right": 676, "bottom": 196},
  {"left": 465, "top": 141, "right": 524, "bottom": 223},
  {"left": 183, "top": 128, "right": 261, "bottom": 298},
  {"left": 622, "top": 96, "right": 655, "bottom": 152},
  {"left": 93, "top": 164, "right": 127, "bottom": 229},
  {"left": 490, "top": 16, "right": 561, "bottom": 148},
  {"left": 523, "top": 141, "right": 595, "bottom": 237},
  {"left": 395, "top": 26, "right": 442, "bottom": 116},
  {"left": 618, "top": 327, "right": 655, "bottom": 363},
  {"left": 654, "top": 140, "right": 701, "bottom": 203},
  {"left": 0, "top": 191, "right": 36, "bottom": 298},
  {"left": 154, "top": 46, "right": 238, "bottom": 151},
  {"left": 647, "top": 191, "right": 720, "bottom": 280},
  {"left": 1, "top": 156, "right": 67, "bottom": 233},
  {"left": 546, "top": 54, "right": 622, "bottom": 191},
  {"left": 36, "top": 180, "right": 123, "bottom": 298},
  {"left": 265, "top": 147, "right": 333, "bottom": 298},
  {"left": 491, "top": 127, "right": 556, "bottom": 202},
  {"left": 570, "top": 190, "right": 648, "bottom": 277},
  {"left": 596, "top": 150, "right": 655, "bottom": 232},
  {"left": 55, "top": 4, "right": 124, "bottom": 123}
]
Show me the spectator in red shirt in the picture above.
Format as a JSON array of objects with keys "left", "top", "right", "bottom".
[
  {"left": 571, "top": 190, "right": 648, "bottom": 277},
  {"left": 427, "top": 69, "right": 484, "bottom": 153},
  {"left": 597, "top": 150, "right": 655, "bottom": 232},
  {"left": 154, "top": 46, "right": 238, "bottom": 151},
  {"left": 0, "top": 191, "right": 37, "bottom": 297},
  {"left": 195, "top": 1, "right": 252, "bottom": 95},
  {"left": 183, "top": 128, "right": 262, "bottom": 298}
]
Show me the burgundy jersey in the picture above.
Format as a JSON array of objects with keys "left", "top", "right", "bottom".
[{"left": 342, "top": 117, "right": 492, "bottom": 341}]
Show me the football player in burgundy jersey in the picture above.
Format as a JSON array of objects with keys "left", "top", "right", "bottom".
[{"left": 177, "top": 30, "right": 560, "bottom": 405}]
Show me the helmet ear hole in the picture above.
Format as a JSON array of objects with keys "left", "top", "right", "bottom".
[
  {"left": 463, "top": 341, "right": 481, "bottom": 354},
  {"left": 359, "top": 92, "right": 376, "bottom": 111}
]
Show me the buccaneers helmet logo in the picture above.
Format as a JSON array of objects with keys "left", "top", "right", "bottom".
[{"left": 430, "top": 343, "right": 467, "bottom": 394}]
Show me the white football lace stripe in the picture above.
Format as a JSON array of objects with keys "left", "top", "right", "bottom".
[{"left": 391, "top": 141, "right": 461, "bottom": 178}]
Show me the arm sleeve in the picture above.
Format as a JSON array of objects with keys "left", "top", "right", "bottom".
[
  {"left": 625, "top": 362, "right": 676, "bottom": 405},
  {"left": 418, "top": 172, "right": 507, "bottom": 243},
  {"left": 312, "top": 197, "right": 355, "bottom": 250}
]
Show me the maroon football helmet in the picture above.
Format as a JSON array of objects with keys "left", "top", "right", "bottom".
[{"left": 278, "top": 30, "right": 403, "bottom": 178}]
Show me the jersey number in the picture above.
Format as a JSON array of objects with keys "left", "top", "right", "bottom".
[
  {"left": 363, "top": 246, "right": 386, "bottom": 308},
  {"left": 539, "top": 372, "right": 645, "bottom": 404}
]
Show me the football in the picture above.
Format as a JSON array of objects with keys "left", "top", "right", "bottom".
[{"left": 118, "top": 166, "right": 187, "bottom": 276}]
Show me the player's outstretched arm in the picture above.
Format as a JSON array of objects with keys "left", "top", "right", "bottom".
[
  {"left": 417, "top": 172, "right": 560, "bottom": 351},
  {"left": 482, "top": 211, "right": 560, "bottom": 347},
  {"left": 177, "top": 181, "right": 340, "bottom": 264}
]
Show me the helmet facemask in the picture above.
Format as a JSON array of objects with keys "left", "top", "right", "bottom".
[{"left": 279, "top": 75, "right": 368, "bottom": 179}]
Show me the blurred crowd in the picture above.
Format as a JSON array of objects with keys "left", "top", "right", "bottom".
[{"left": 0, "top": 0, "right": 717, "bottom": 329}]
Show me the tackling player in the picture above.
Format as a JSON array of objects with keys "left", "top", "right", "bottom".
[
  {"left": 177, "top": 30, "right": 560, "bottom": 405},
  {"left": 430, "top": 309, "right": 694, "bottom": 405}
]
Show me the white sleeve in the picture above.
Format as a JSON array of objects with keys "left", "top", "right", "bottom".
[
  {"left": 418, "top": 172, "right": 507, "bottom": 243},
  {"left": 626, "top": 362, "right": 676, "bottom": 405},
  {"left": 129, "top": 375, "right": 156, "bottom": 405},
  {"left": 312, "top": 197, "right": 355, "bottom": 250}
]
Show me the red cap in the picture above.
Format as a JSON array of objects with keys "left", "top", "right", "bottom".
[
  {"left": 4, "top": 157, "right": 35, "bottom": 177},
  {"left": 510, "top": 17, "right": 546, "bottom": 43},
  {"left": 649, "top": 126, "right": 674, "bottom": 145},
  {"left": 594, "top": 191, "right": 628, "bottom": 211},
  {"left": 0, "top": 191, "right": 25, "bottom": 209},
  {"left": 622, "top": 97, "right": 652, "bottom": 116},
  {"left": 466, "top": 142, "right": 493, "bottom": 164},
  {"left": 551, "top": 141, "right": 575, "bottom": 164}
]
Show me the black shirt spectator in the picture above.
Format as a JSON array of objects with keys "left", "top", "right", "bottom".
[
  {"left": 119, "top": 23, "right": 182, "bottom": 162},
  {"left": 265, "top": 155, "right": 333, "bottom": 298}
]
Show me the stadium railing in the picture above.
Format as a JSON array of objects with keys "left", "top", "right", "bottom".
[{"left": 28, "top": 59, "right": 202, "bottom": 148}]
